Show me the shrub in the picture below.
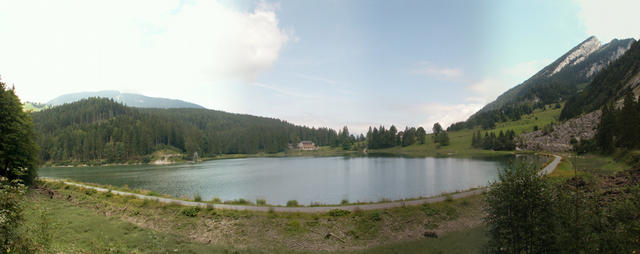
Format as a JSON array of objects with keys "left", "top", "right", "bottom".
[
  {"left": 367, "top": 212, "right": 382, "bottom": 221},
  {"left": 193, "top": 194, "right": 202, "bottom": 202},
  {"left": 256, "top": 199, "right": 266, "bottom": 206},
  {"left": 0, "top": 178, "right": 27, "bottom": 250},
  {"left": 84, "top": 188, "right": 97, "bottom": 196},
  {"left": 285, "top": 219, "right": 304, "bottom": 234},
  {"left": 421, "top": 203, "right": 439, "bottom": 216},
  {"left": 444, "top": 195, "right": 453, "bottom": 202},
  {"left": 485, "top": 162, "right": 555, "bottom": 253},
  {"left": 286, "top": 200, "right": 299, "bottom": 207},
  {"left": 181, "top": 207, "right": 200, "bottom": 217},
  {"left": 341, "top": 199, "right": 349, "bottom": 205},
  {"left": 328, "top": 209, "right": 351, "bottom": 217}
]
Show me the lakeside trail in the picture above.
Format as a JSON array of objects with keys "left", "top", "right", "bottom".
[{"left": 47, "top": 154, "right": 562, "bottom": 213}]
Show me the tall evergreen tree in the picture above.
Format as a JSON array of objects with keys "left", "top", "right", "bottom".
[{"left": 0, "top": 82, "right": 39, "bottom": 186}]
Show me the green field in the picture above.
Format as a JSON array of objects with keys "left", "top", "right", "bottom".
[{"left": 21, "top": 181, "right": 489, "bottom": 253}]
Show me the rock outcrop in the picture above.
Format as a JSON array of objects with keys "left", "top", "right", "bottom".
[{"left": 517, "top": 110, "right": 601, "bottom": 152}]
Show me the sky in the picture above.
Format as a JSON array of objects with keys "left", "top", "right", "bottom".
[{"left": 1, "top": 0, "right": 638, "bottom": 134}]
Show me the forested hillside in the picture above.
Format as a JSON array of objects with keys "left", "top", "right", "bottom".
[
  {"left": 560, "top": 39, "right": 640, "bottom": 120},
  {"left": 32, "top": 98, "right": 345, "bottom": 164}
]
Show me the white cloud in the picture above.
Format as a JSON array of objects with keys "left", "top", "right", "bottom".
[
  {"left": 466, "top": 78, "right": 511, "bottom": 105},
  {"left": 412, "top": 62, "right": 463, "bottom": 81},
  {"left": 414, "top": 103, "right": 484, "bottom": 132},
  {"left": 575, "top": 0, "right": 640, "bottom": 42},
  {"left": 0, "top": 0, "right": 291, "bottom": 103}
]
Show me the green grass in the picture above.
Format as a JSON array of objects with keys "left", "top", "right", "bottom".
[
  {"left": 23, "top": 102, "right": 49, "bottom": 112},
  {"left": 349, "top": 225, "right": 487, "bottom": 254},
  {"left": 21, "top": 193, "right": 246, "bottom": 253},
  {"left": 370, "top": 104, "right": 562, "bottom": 158}
]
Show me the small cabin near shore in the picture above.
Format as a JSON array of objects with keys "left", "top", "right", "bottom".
[{"left": 297, "top": 141, "right": 316, "bottom": 150}]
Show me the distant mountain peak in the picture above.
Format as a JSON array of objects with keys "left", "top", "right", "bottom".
[
  {"left": 549, "top": 36, "right": 601, "bottom": 76},
  {"left": 46, "top": 90, "right": 205, "bottom": 109}
]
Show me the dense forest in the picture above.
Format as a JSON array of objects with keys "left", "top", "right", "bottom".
[
  {"left": 32, "top": 98, "right": 353, "bottom": 163},
  {"left": 561, "top": 40, "right": 640, "bottom": 120}
]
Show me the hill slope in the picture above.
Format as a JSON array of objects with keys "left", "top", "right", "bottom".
[
  {"left": 32, "top": 98, "right": 340, "bottom": 164},
  {"left": 479, "top": 36, "right": 635, "bottom": 114},
  {"left": 47, "top": 90, "right": 205, "bottom": 109}
]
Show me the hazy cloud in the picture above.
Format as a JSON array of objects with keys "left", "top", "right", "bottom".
[
  {"left": 0, "top": 0, "right": 292, "bottom": 102},
  {"left": 575, "top": 0, "right": 640, "bottom": 42},
  {"left": 414, "top": 103, "right": 484, "bottom": 132},
  {"left": 412, "top": 62, "right": 463, "bottom": 81}
]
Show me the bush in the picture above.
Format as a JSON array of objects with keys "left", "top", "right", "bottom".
[
  {"left": 0, "top": 178, "right": 27, "bottom": 250},
  {"left": 256, "top": 199, "right": 266, "bottom": 206},
  {"left": 181, "top": 207, "right": 200, "bottom": 217},
  {"left": 84, "top": 188, "right": 97, "bottom": 196},
  {"left": 367, "top": 212, "right": 382, "bottom": 221},
  {"left": 421, "top": 203, "right": 439, "bottom": 216},
  {"left": 444, "top": 194, "right": 453, "bottom": 202},
  {"left": 286, "top": 200, "right": 299, "bottom": 207},
  {"left": 328, "top": 209, "right": 351, "bottom": 217},
  {"left": 341, "top": 199, "right": 349, "bottom": 205},
  {"left": 193, "top": 194, "right": 202, "bottom": 202},
  {"left": 485, "top": 162, "right": 555, "bottom": 253},
  {"left": 285, "top": 219, "right": 304, "bottom": 234}
]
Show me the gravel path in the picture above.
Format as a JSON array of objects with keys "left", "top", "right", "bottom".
[{"left": 50, "top": 154, "right": 562, "bottom": 213}]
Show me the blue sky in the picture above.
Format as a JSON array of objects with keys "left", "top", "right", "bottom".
[{"left": 1, "top": 0, "right": 638, "bottom": 133}]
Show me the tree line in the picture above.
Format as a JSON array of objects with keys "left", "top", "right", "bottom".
[
  {"left": 366, "top": 123, "right": 447, "bottom": 149},
  {"left": 471, "top": 130, "right": 517, "bottom": 151},
  {"left": 32, "top": 98, "right": 355, "bottom": 164}
]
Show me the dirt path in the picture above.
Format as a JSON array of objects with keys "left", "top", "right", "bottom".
[{"left": 48, "top": 154, "right": 562, "bottom": 213}]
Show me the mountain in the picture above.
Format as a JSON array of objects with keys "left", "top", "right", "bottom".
[
  {"left": 560, "top": 39, "right": 640, "bottom": 120},
  {"left": 46, "top": 90, "right": 205, "bottom": 109},
  {"left": 479, "top": 36, "right": 635, "bottom": 114},
  {"left": 32, "top": 98, "right": 342, "bottom": 164},
  {"left": 448, "top": 36, "right": 636, "bottom": 131}
]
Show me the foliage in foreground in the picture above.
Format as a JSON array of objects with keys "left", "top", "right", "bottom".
[
  {"left": 0, "top": 82, "right": 39, "bottom": 186},
  {"left": 485, "top": 163, "right": 556, "bottom": 253},
  {"left": 485, "top": 162, "right": 640, "bottom": 253}
]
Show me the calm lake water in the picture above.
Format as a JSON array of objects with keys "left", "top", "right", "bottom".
[{"left": 39, "top": 155, "right": 545, "bottom": 205}]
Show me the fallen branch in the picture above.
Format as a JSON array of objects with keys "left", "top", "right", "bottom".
[{"left": 325, "top": 232, "right": 346, "bottom": 243}]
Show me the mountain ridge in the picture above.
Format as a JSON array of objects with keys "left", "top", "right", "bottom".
[
  {"left": 46, "top": 90, "right": 205, "bottom": 109},
  {"left": 476, "top": 36, "right": 635, "bottom": 115}
]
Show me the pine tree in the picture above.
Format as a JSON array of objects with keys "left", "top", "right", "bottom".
[{"left": 0, "top": 82, "right": 39, "bottom": 186}]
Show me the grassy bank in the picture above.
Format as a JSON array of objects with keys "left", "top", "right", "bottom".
[{"left": 25, "top": 180, "right": 488, "bottom": 253}]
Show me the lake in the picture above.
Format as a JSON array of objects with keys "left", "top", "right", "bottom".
[{"left": 39, "top": 155, "right": 545, "bottom": 205}]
